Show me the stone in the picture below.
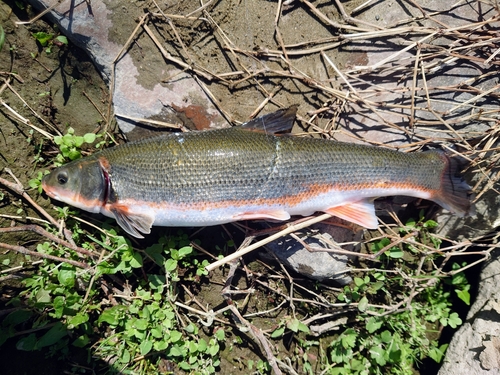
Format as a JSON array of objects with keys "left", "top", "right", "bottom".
[
  {"left": 26, "top": 0, "right": 226, "bottom": 140},
  {"left": 263, "top": 222, "right": 362, "bottom": 284},
  {"left": 438, "top": 250, "right": 500, "bottom": 375}
]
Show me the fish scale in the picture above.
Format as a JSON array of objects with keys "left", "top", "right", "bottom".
[
  {"left": 100, "top": 129, "right": 442, "bottom": 204},
  {"left": 42, "top": 107, "right": 473, "bottom": 238}
]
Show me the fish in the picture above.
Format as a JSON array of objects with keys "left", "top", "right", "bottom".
[{"left": 42, "top": 106, "right": 474, "bottom": 238}]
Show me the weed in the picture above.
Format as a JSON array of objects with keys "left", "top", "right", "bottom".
[
  {"left": 53, "top": 127, "right": 100, "bottom": 164},
  {"left": 28, "top": 170, "right": 49, "bottom": 193},
  {"left": 32, "top": 31, "right": 68, "bottom": 54},
  {"left": 0, "top": 25, "right": 5, "bottom": 53},
  {"left": 266, "top": 216, "right": 470, "bottom": 375},
  {"left": 1, "top": 226, "right": 224, "bottom": 374}
]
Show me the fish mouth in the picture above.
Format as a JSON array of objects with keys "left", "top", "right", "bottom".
[{"left": 41, "top": 177, "right": 58, "bottom": 199}]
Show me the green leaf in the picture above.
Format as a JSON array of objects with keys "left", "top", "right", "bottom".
[
  {"left": 129, "top": 251, "right": 143, "bottom": 268},
  {"left": 83, "top": 133, "right": 96, "bottom": 143},
  {"left": 139, "top": 340, "right": 153, "bottom": 356},
  {"left": 456, "top": 289, "right": 470, "bottom": 305},
  {"left": 73, "top": 136, "right": 85, "bottom": 148},
  {"left": 32, "top": 32, "right": 53, "bottom": 46},
  {"left": 388, "top": 247, "right": 404, "bottom": 258},
  {"left": 57, "top": 264, "right": 76, "bottom": 287},
  {"left": 369, "top": 345, "right": 387, "bottom": 366},
  {"left": 165, "top": 258, "right": 177, "bottom": 272},
  {"left": 151, "top": 327, "right": 163, "bottom": 338},
  {"left": 72, "top": 334, "right": 90, "bottom": 348},
  {"left": 178, "top": 246, "right": 193, "bottom": 258},
  {"left": 341, "top": 329, "right": 357, "bottom": 349},
  {"left": 366, "top": 317, "right": 383, "bottom": 333},
  {"left": 447, "top": 312, "right": 462, "bottom": 329},
  {"left": 371, "top": 237, "right": 390, "bottom": 252},
  {"left": 67, "top": 313, "right": 89, "bottom": 329},
  {"left": 208, "top": 342, "right": 219, "bottom": 356},
  {"left": 169, "top": 345, "right": 184, "bottom": 357},
  {"left": 55, "top": 35, "right": 68, "bottom": 45},
  {"left": 354, "top": 277, "right": 364, "bottom": 287},
  {"left": 297, "top": 321, "right": 309, "bottom": 333},
  {"left": 188, "top": 340, "right": 198, "bottom": 354},
  {"left": 35, "top": 289, "right": 51, "bottom": 304},
  {"left": 145, "top": 244, "right": 165, "bottom": 266},
  {"left": 358, "top": 296, "right": 369, "bottom": 312},
  {"left": 215, "top": 328, "right": 225, "bottom": 341},
  {"left": 0, "top": 25, "right": 5, "bottom": 53},
  {"left": 271, "top": 326, "right": 284, "bottom": 338},
  {"left": 98, "top": 305, "right": 126, "bottom": 326},
  {"left": 198, "top": 338, "right": 208, "bottom": 352},
  {"left": 120, "top": 348, "right": 131, "bottom": 363},
  {"left": 370, "top": 281, "right": 385, "bottom": 292},
  {"left": 405, "top": 217, "right": 416, "bottom": 228},
  {"left": 16, "top": 333, "right": 37, "bottom": 351},
  {"left": 53, "top": 296, "right": 65, "bottom": 319},
  {"left": 3, "top": 309, "right": 32, "bottom": 327},
  {"left": 154, "top": 340, "right": 168, "bottom": 351},
  {"left": 423, "top": 219, "right": 438, "bottom": 228},
  {"left": 67, "top": 148, "right": 81, "bottom": 160},
  {"left": 170, "top": 330, "right": 183, "bottom": 342},
  {"left": 134, "top": 319, "right": 148, "bottom": 330},
  {"left": 287, "top": 318, "right": 300, "bottom": 332},
  {"left": 380, "top": 330, "right": 392, "bottom": 343},
  {"left": 36, "top": 322, "right": 67, "bottom": 348}
]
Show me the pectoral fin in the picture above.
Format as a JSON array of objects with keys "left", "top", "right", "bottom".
[
  {"left": 325, "top": 201, "right": 378, "bottom": 229},
  {"left": 110, "top": 205, "right": 155, "bottom": 239},
  {"left": 233, "top": 209, "right": 291, "bottom": 222}
]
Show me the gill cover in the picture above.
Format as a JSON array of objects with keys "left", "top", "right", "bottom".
[{"left": 42, "top": 157, "right": 108, "bottom": 213}]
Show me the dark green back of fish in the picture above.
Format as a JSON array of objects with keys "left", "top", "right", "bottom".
[{"left": 98, "top": 127, "right": 446, "bottom": 207}]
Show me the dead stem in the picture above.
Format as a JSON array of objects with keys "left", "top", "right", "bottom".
[
  {"left": 0, "top": 242, "right": 89, "bottom": 269},
  {"left": 0, "top": 225, "right": 97, "bottom": 259},
  {"left": 227, "top": 304, "right": 283, "bottom": 375},
  {"left": 0, "top": 172, "right": 75, "bottom": 245},
  {"left": 205, "top": 213, "right": 333, "bottom": 272}
]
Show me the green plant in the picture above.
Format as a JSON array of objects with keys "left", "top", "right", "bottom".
[
  {"left": 28, "top": 170, "right": 50, "bottom": 193},
  {"left": 0, "top": 224, "right": 223, "bottom": 374},
  {"left": 317, "top": 217, "right": 469, "bottom": 374},
  {"left": 32, "top": 31, "right": 68, "bottom": 54},
  {"left": 53, "top": 127, "right": 99, "bottom": 164},
  {"left": 263, "top": 216, "right": 470, "bottom": 375},
  {"left": 0, "top": 25, "right": 5, "bottom": 53},
  {"left": 447, "top": 261, "right": 471, "bottom": 306}
]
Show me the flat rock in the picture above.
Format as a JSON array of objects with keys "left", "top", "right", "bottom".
[
  {"left": 27, "top": 0, "right": 226, "bottom": 140},
  {"left": 263, "top": 222, "right": 362, "bottom": 284}
]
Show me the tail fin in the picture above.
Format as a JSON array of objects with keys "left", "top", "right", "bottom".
[{"left": 434, "top": 153, "right": 475, "bottom": 217}]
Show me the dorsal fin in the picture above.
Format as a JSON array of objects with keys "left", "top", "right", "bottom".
[{"left": 240, "top": 105, "right": 298, "bottom": 134}]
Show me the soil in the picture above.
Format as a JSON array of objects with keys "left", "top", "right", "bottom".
[{"left": 0, "top": 1, "right": 111, "bottom": 373}]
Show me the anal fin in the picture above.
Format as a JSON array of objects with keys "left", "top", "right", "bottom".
[
  {"left": 110, "top": 205, "right": 155, "bottom": 239},
  {"left": 324, "top": 201, "right": 378, "bottom": 229}
]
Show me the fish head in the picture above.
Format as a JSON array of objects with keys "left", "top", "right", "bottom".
[{"left": 42, "top": 158, "right": 107, "bottom": 214}]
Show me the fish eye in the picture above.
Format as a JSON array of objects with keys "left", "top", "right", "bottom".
[{"left": 57, "top": 171, "right": 68, "bottom": 185}]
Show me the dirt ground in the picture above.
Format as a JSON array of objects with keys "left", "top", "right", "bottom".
[{"left": 0, "top": 1, "right": 110, "bottom": 373}]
